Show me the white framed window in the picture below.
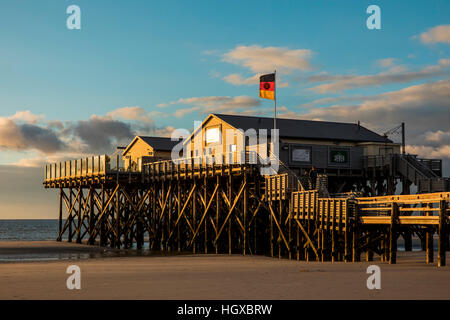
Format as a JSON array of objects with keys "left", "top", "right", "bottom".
[
  {"left": 292, "top": 148, "right": 311, "bottom": 162},
  {"left": 205, "top": 127, "right": 220, "bottom": 144}
]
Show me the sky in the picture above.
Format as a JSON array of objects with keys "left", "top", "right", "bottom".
[{"left": 0, "top": 0, "right": 449, "bottom": 218}]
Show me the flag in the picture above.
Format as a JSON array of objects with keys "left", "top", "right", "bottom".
[{"left": 259, "top": 73, "right": 275, "bottom": 100}]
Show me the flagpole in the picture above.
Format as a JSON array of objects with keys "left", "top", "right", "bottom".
[{"left": 274, "top": 69, "right": 277, "bottom": 132}]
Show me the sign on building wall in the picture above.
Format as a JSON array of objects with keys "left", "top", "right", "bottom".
[
  {"left": 292, "top": 148, "right": 311, "bottom": 162},
  {"left": 329, "top": 149, "right": 349, "bottom": 164}
]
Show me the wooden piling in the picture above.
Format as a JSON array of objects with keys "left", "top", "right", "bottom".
[
  {"left": 352, "top": 204, "right": 360, "bottom": 262},
  {"left": 426, "top": 203, "right": 434, "bottom": 264},
  {"left": 389, "top": 202, "right": 398, "bottom": 264},
  {"left": 438, "top": 200, "right": 446, "bottom": 267},
  {"left": 58, "top": 188, "right": 63, "bottom": 242}
]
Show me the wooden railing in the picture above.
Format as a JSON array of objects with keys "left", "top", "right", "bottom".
[
  {"left": 291, "top": 190, "right": 351, "bottom": 221},
  {"left": 44, "top": 155, "right": 109, "bottom": 181},
  {"left": 356, "top": 192, "right": 450, "bottom": 225},
  {"left": 265, "top": 173, "right": 300, "bottom": 201}
]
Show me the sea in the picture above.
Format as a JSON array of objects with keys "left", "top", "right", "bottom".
[
  {"left": 0, "top": 220, "right": 156, "bottom": 262},
  {"left": 0, "top": 219, "right": 432, "bottom": 262},
  {"left": 0, "top": 219, "right": 59, "bottom": 241}
]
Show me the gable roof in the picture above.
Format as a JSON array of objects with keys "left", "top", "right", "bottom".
[
  {"left": 212, "top": 114, "right": 391, "bottom": 143},
  {"left": 123, "top": 136, "right": 180, "bottom": 155}
]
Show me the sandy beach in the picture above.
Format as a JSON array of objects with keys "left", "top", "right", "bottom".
[{"left": 0, "top": 241, "right": 449, "bottom": 300}]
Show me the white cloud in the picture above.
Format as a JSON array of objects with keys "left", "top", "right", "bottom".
[
  {"left": 222, "top": 45, "right": 313, "bottom": 74},
  {"left": 223, "top": 73, "right": 260, "bottom": 86},
  {"left": 423, "top": 130, "right": 450, "bottom": 146},
  {"left": 406, "top": 145, "right": 450, "bottom": 160},
  {"left": 289, "top": 80, "right": 450, "bottom": 163},
  {"left": 162, "top": 95, "right": 262, "bottom": 118},
  {"left": 9, "top": 110, "right": 44, "bottom": 124},
  {"left": 0, "top": 117, "right": 65, "bottom": 154},
  {"left": 0, "top": 106, "right": 174, "bottom": 165},
  {"left": 308, "top": 59, "right": 450, "bottom": 93},
  {"left": 377, "top": 58, "right": 396, "bottom": 68},
  {"left": 106, "top": 106, "right": 165, "bottom": 123},
  {"left": 418, "top": 25, "right": 450, "bottom": 44}
]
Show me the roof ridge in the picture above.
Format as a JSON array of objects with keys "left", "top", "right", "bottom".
[{"left": 213, "top": 113, "right": 361, "bottom": 126}]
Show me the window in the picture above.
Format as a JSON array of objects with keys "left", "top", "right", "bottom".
[
  {"left": 205, "top": 127, "right": 220, "bottom": 144},
  {"left": 291, "top": 147, "right": 311, "bottom": 162},
  {"left": 230, "top": 144, "right": 237, "bottom": 152},
  {"left": 379, "top": 147, "right": 393, "bottom": 155}
]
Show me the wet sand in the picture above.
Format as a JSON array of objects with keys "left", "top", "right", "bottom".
[{"left": 0, "top": 241, "right": 449, "bottom": 300}]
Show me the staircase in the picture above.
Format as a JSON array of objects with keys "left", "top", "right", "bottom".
[
  {"left": 364, "top": 153, "right": 447, "bottom": 193},
  {"left": 396, "top": 154, "right": 438, "bottom": 186}
]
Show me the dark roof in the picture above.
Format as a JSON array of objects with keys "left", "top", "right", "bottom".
[
  {"left": 213, "top": 114, "right": 391, "bottom": 143},
  {"left": 138, "top": 136, "right": 180, "bottom": 151}
]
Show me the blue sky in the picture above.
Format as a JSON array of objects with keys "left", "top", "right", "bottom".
[
  {"left": 0, "top": 1, "right": 448, "bottom": 123},
  {"left": 0, "top": 1, "right": 449, "bottom": 217}
]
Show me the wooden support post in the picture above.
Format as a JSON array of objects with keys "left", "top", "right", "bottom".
[
  {"left": 204, "top": 178, "right": 208, "bottom": 254},
  {"left": 366, "top": 230, "right": 374, "bottom": 262},
  {"left": 68, "top": 188, "right": 73, "bottom": 243},
  {"left": 338, "top": 200, "right": 343, "bottom": 261},
  {"left": 331, "top": 200, "right": 336, "bottom": 262},
  {"left": 168, "top": 185, "right": 173, "bottom": 253},
  {"left": 288, "top": 197, "right": 292, "bottom": 260},
  {"left": 279, "top": 198, "right": 282, "bottom": 259},
  {"left": 115, "top": 186, "right": 120, "bottom": 249},
  {"left": 305, "top": 193, "right": 310, "bottom": 261},
  {"left": 136, "top": 195, "right": 143, "bottom": 250},
  {"left": 177, "top": 182, "right": 181, "bottom": 253},
  {"left": 228, "top": 175, "right": 232, "bottom": 255},
  {"left": 100, "top": 185, "right": 106, "bottom": 247},
  {"left": 426, "top": 228, "right": 434, "bottom": 264},
  {"left": 426, "top": 203, "right": 434, "bottom": 264},
  {"left": 125, "top": 195, "right": 131, "bottom": 249},
  {"left": 243, "top": 174, "right": 247, "bottom": 256},
  {"left": 352, "top": 201, "right": 360, "bottom": 262},
  {"left": 389, "top": 202, "right": 398, "bottom": 264},
  {"left": 344, "top": 199, "right": 350, "bottom": 262},
  {"left": 403, "top": 230, "right": 413, "bottom": 252},
  {"left": 161, "top": 182, "right": 166, "bottom": 251},
  {"left": 270, "top": 201, "right": 274, "bottom": 258},
  {"left": 58, "top": 188, "right": 63, "bottom": 242},
  {"left": 296, "top": 220, "right": 300, "bottom": 260},
  {"left": 216, "top": 176, "right": 220, "bottom": 254},
  {"left": 438, "top": 200, "right": 446, "bottom": 267},
  {"left": 384, "top": 231, "right": 389, "bottom": 262},
  {"left": 89, "top": 187, "right": 95, "bottom": 245},
  {"left": 76, "top": 187, "right": 82, "bottom": 244},
  {"left": 320, "top": 201, "right": 325, "bottom": 262}
]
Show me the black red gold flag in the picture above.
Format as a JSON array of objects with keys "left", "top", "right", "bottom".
[{"left": 259, "top": 73, "right": 275, "bottom": 100}]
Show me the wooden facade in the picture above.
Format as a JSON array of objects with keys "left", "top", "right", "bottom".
[{"left": 122, "top": 136, "right": 176, "bottom": 171}]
